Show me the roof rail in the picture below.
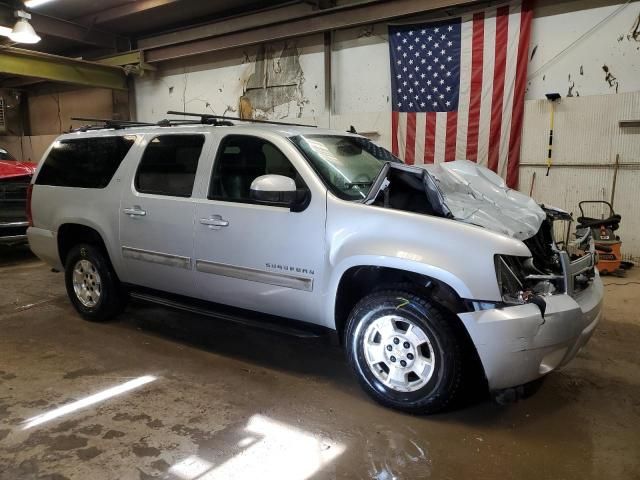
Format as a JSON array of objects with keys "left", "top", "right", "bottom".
[
  {"left": 166, "top": 111, "right": 316, "bottom": 128},
  {"left": 71, "top": 117, "right": 156, "bottom": 132}
]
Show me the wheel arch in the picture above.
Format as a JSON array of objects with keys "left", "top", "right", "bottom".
[
  {"left": 57, "top": 223, "right": 115, "bottom": 272},
  {"left": 331, "top": 262, "right": 472, "bottom": 342},
  {"left": 330, "top": 259, "right": 488, "bottom": 391}
]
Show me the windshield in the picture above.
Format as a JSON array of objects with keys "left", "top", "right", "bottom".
[
  {"left": 0, "top": 148, "right": 16, "bottom": 161},
  {"left": 291, "top": 135, "right": 401, "bottom": 200}
]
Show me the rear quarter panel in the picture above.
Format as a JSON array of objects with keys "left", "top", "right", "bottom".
[{"left": 29, "top": 135, "right": 142, "bottom": 275}]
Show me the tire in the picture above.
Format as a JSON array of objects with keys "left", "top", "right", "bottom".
[
  {"left": 64, "top": 243, "right": 127, "bottom": 322},
  {"left": 345, "top": 289, "right": 464, "bottom": 414}
]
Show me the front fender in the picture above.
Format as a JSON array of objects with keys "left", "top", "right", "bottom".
[
  {"left": 323, "top": 196, "right": 532, "bottom": 327},
  {"left": 325, "top": 254, "right": 476, "bottom": 329}
]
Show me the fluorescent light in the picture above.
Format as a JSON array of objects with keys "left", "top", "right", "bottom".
[
  {"left": 9, "top": 18, "right": 41, "bottom": 44},
  {"left": 24, "top": 0, "right": 57, "bottom": 8},
  {"left": 22, "top": 375, "right": 157, "bottom": 429}
]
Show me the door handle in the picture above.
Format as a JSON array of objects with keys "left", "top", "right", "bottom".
[
  {"left": 123, "top": 207, "right": 147, "bottom": 217},
  {"left": 200, "top": 215, "right": 229, "bottom": 229}
]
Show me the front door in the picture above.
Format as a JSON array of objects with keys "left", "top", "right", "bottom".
[
  {"left": 119, "top": 133, "right": 208, "bottom": 296},
  {"left": 192, "top": 134, "right": 326, "bottom": 324}
]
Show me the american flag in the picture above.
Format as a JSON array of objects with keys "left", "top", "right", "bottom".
[{"left": 389, "top": 1, "right": 533, "bottom": 188}]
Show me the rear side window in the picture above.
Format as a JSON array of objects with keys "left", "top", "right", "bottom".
[
  {"left": 36, "top": 136, "right": 136, "bottom": 188},
  {"left": 135, "top": 134, "right": 204, "bottom": 197}
]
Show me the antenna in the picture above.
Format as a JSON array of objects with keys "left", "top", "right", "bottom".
[{"left": 166, "top": 111, "right": 316, "bottom": 128}]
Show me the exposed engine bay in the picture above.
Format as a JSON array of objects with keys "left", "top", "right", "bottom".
[{"left": 365, "top": 160, "right": 597, "bottom": 302}]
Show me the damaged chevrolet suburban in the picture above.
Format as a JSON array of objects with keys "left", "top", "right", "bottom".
[{"left": 27, "top": 120, "right": 603, "bottom": 413}]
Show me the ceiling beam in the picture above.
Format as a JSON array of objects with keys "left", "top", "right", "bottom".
[
  {"left": 143, "top": 0, "right": 478, "bottom": 63},
  {"left": 73, "top": 0, "right": 180, "bottom": 25},
  {"left": 137, "top": 2, "right": 314, "bottom": 50},
  {"left": 0, "top": 47, "right": 127, "bottom": 90},
  {"left": 29, "top": 15, "right": 120, "bottom": 49}
]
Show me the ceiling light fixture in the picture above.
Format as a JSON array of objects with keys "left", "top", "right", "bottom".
[
  {"left": 8, "top": 10, "right": 41, "bottom": 44},
  {"left": 24, "top": 0, "right": 57, "bottom": 8}
]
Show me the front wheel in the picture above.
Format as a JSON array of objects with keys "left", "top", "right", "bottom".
[
  {"left": 345, "top": 289, "right": 465, "bottom": 414},
  {"left": 64, "top": 243, "right": 127, "bottom": 322}
]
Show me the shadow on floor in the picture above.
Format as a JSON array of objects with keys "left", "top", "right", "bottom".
[
  {"left": 121, "top": 300, "right": 356, "bottom": 388},
  {"left": 116, "top": 299, "right": 491, "bottom": 412},
  {"left": 0, "top": 244, "right": 36, "bottom": 267}
]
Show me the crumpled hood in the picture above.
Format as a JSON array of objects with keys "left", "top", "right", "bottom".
[
  {"left": 419, "top": 160, "right": 545, "bottom": 240},
  {"left": 0, "top": 160, "right": 37, "bottom": 180}
]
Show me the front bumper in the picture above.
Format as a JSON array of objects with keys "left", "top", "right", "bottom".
[
  {"left": 0, "top": 221, "right": 28, "bottom": 245},
  {"left": 458, "top": 272, "right": 603, "bottom": 390}
]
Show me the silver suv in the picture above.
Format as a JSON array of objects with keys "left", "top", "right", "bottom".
[{"left": 27, "top": 115, "right": 603, "bottom": 413}]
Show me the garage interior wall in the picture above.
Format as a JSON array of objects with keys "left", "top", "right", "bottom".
[
  {"left": 1, "top": 87, "right": 129, "bottom": 163},
  {"left": 134, "top": 0, "right": 640, "bottom": 259}
]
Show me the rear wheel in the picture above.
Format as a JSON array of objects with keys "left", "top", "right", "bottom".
[
  {"left": 345, "top": 289, "right": 465, "bottom": 414},
  {"left": 64, "top": 243, "right": 127, "bottom": 322}
]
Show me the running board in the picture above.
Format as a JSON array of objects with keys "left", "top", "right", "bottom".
[{"left": 129, "top": 291, "right": 327, "bottom": 339}]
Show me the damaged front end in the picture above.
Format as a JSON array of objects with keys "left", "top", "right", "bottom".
[
  {"left": 497, "top": 205, "right": 596, "bottom": 306},
  {"left": 365, "top": 160, "right": 597, "bottom": 307}
]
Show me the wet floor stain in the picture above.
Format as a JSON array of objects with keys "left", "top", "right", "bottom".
[
  {"left": 131, "top": 443, "right": 162, "bottom": 458},
  {"left": 77, "top": 424, "right": 103, "bottom": 436},
  {"left": 62, "top": 367, "right": 102, "bottom": 380},
  {"left": 102, "top": 430, "right": 125, "bottom": 440},
  {"left": 75, "top": 446, "right": 102, "bottom": 461}
]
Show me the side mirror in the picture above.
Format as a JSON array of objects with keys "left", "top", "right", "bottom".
[{"left": 250, "top": 174, "right": 297, "bottom": 206}]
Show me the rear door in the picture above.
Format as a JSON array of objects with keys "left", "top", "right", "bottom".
[{"left": 119, "top": 133, "right": 209, "bottom": 296}]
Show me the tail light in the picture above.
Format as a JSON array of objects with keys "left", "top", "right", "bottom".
[{"left": 26, "top": 183, "right": 33, "bottom": 227}]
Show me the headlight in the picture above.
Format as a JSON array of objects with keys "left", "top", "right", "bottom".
[{"left": 494, "top": 255, "right": 527, "bottom": 304}]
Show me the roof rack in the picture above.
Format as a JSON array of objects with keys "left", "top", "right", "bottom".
[
  {"left": 69, "top": 111, "right": 317, "bottom": 133},
  {"left": 166, "top": 111, "right": 316, "bottom": 128},
  {"left": 71, "top": 117, "right": 156, "bottom": 132}
]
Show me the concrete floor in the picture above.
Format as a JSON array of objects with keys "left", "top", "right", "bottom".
[{"left": 0, "top": 246, "right": 639, "bottom": 480}]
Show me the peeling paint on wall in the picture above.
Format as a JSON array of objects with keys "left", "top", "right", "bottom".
[
  {"left": 620, "top": 12, "right": 640, "bottom": 43},
  {"left": 602, "top": 64, "right": 620, "bottom": 93},
  {"left": 527, "top": 0, "right": 640, "bottom": 99},
  {"left": 241, "top": 42, "right": 309, "bottom": 119}
]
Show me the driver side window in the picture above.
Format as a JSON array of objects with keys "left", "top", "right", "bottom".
[{"left": 209, "top": 135, "right": 304, "bottom": 203}]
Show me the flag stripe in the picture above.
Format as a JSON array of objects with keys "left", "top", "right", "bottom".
[
  {"left": 507, "top": 0, "right": 533, "bottom": 188},
  {"left": 391, "top": 110, "right": 400, "bottom": 156},
  {"left": 466, "top": 12, "right": 485, "bottom": 161},
  {"left": 415, "top": 113, "right": 427, "bottom": 163},
  {"left": 405, "top": 111, "right": 417, "bottom": 165},
  {"left": 498, "top": 4, "right": 522, "bottom": 178},
  {"left": 434, "top": 112, "right": 447, "bottom": 162},
  {"left": 487, "top": 6, "right": 510, "bottom": 172},
  {"left": 445, "top": 112, "right": 458, "bottom": 161},
  {"left": 425, "top": 112, "right": 436, "bottom": 163},
  {"left": 477, "top": 10, "right": 496, "bottom": 167},
  {"left": 398, "top": 112, "right": 407, "bottom": 160},
  {"left": 455, "top": 14, "right": 473, "bottom": 160}
]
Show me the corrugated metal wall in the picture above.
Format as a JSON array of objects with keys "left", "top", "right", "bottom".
[{"left": 519, "top": 91, "right": 640, "bottom": 261}]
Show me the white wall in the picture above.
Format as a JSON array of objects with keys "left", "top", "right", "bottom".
[
  {"left": 519, "top": 91, "right": 640, "bottom": 260},
  {"left": 527, "top": 0, "right": 640, "bottom": 100}
]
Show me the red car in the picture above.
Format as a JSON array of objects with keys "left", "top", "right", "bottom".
[{"left": 0, "top": 147, "right": 37, "bottom": 246}]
